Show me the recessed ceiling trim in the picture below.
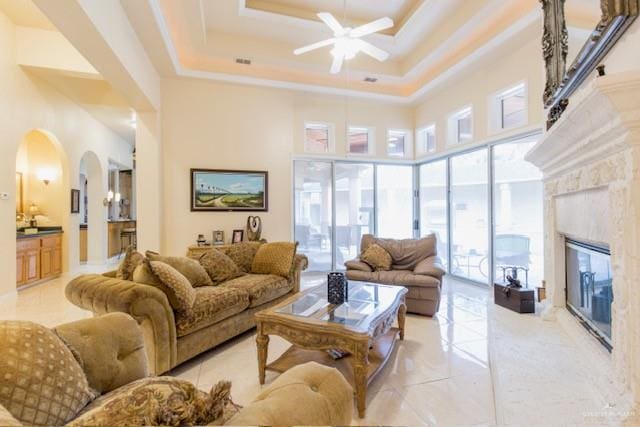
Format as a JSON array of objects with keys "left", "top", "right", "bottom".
[{"left": 147, "top": 0, "right": 540, "bottom": 105}]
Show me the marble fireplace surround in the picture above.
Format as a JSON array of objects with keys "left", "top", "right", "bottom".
[{"left": 526, "top": 71, "right": 640, "bottom": 421}]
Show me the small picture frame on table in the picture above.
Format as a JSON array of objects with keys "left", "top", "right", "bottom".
[
  {"left": 232, "top": 229, "right": 244, "bottom": 244},
  {"left": 213, "top": 230, "right": 225, "bottom": 245}
]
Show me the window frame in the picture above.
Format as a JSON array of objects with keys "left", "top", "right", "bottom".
[
  {"left": 304, "top": 121, "right": 335, "bottom": 154},
  {"left": 489, "top": 82, "right": 528, "bottom": 133},
  {"left": 386, "top": 128, "right": 412, "bottom": 158},
  {"left": 417, "top": 124, "right": 437, "bottom": 156},
  {"left": 447, "top": 106, "right": 473, "bottom": 146},
  {"left": 346, "top": 125, "right": 375, "bottom": 156}
]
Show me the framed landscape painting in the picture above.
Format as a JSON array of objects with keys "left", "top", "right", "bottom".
[{"left": 191, "top": 169, "right": 268, "bottom": 212}]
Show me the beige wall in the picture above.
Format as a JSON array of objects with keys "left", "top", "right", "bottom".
[
  {"left": 292, "top": 93, "right": 415, "bottom": 159},
  {"left": 414, "top": 25, "right": 544, "bottom": 159},
  {"left": 0, "top": 9, "right": 131, "bottom": 295},
  {"left": 161, "top": 78, "right": 417, "bottom": 256}
]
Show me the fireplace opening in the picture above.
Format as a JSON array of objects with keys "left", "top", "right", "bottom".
[{"left": 565, "top": 238, "right": 612, "bottom": 351}]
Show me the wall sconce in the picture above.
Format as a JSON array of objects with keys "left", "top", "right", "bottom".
[
  {"left": 103, "top": 191, "right": 123, "bottom": 206},
  {"left": 103, "top": 190, "right": 114, "bottom": 206},
  {"left": 36, "top": 168, "right": 57, "bottom": 185}
]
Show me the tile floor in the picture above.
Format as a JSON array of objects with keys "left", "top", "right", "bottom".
[{"left": 0, "top": 265, "right": 619, "bottom": 426}]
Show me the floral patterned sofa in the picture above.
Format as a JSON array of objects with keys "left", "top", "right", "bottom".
[
  {"left": 0, "top": 313, "right": 353, "bottom": 427},
  {"left": 65, "top": 242, "right": 307, "bottom": 375}
]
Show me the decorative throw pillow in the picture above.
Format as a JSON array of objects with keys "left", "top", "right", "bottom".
[
  {"left": 216, "top": 242, "right": 262, "bottom": 272},
  {"left": 361, "top": 243, "right": 392, "bottom": 271},
  {"left": 116, "top": 246, "right": 144, "bottom": 280},
  {"left": 199, "top": 250, "right": 244, "bottom": 285},
  {"left": 133, "top": 260, "right": 196, "bottom": 313},
  {"left": 146, "top": 251, "right": 214, "bottom": 287},
  {"left": 251, "top": 242, "right": 297, "bottom": 278},
  {"left": 0, "top": 321, "right": 98, "bottom": 426},
  {"left": 66, "top": 377, "right": 233, "bottom": 427}
]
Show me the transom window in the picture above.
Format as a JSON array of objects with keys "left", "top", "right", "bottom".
[
  {"left": 348, "top": 126, "right": 373, "bottom": 155},
  {"left": 417, "top": 125, "right": 436, "bottom": 155},
  {"left": 499, "top": 84, "right": 527, "bottom": 129},
  {"left": 387, "top": 130, "right": 408, "bottom": 157},
  {"left": 447, "top": 107, "right": 473, "bottom": 145},
  {"left": 304, "top": 122, "right": 333, "bottom": 153}
]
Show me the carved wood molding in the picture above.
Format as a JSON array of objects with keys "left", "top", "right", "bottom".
[{"left": 541, "top": 0, "right": 640, "bottom": 128}]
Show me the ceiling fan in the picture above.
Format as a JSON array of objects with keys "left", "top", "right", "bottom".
[{"left": 294, "top": 12, "right": 394, "bottom": 74}]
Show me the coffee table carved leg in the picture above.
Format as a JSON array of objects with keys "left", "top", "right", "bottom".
[
  {"left": 398, "top": 302, "right": 407, "bottom": 340},
  {"left": 353, "top": 342, "right": 370, "bottom": 418},
  {"left": 256, "top": 324, "right": 269, "bottom": 385}
]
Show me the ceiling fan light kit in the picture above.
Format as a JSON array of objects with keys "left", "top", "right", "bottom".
[{"left": 294, "top": 12, "right": 394, "bottom": 74}]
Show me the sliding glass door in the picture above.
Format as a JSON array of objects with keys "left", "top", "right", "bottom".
[
  {"left": 334, "top": 163, "right": 374, "bottom": 270},
  {"left": 450, "top": 149, "right": 489, "bottom": 284},
  {"left": 293, "top": 161, "right": 333, "bottom": 272},
  {"left": 419, "top": 159, "right": 448, "bottom": 268},
  {"left": 376, "top": 165, "right": 414, "bottom": 239},
  {"left": 492, "top": 138, "right": 543, "bottom": 287}
]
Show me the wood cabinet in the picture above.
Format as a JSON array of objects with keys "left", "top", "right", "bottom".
[
  {"left": 79, "top": 227, "right": 87, "bottom": 262},
  {"left": 16, "top": 233, "right": 62, "bottom": 288}
]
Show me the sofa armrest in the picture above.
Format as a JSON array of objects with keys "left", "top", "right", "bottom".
[
  {"left": 227, "top": 362, "right": 353, "bottom": 426},
  {"left": 65, "top": 274, "right": 178, "bottom": 375},
  {"left": 55, "top": 313, "right": 148, "bottom": 395},
  {"left": 413, "top": 256, "right": 446, "bottom": 280},
  {"left": 345, "top": 258, "right": 373, "bottom": 272},
  {"left": 289, "top": 254, "right": 308, "bottom": 294}
]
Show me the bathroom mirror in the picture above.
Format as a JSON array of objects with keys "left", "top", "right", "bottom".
[{"left": 542, "top": 0, "right": 639, "bottom": 128}]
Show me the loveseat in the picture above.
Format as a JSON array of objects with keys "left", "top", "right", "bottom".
[
  {"left": 345, "top": 234, "right": 445, "bottom": 315},
  {"left": 0, "top": 313, "right": 353, "bottom": 426},
  {"left": 65, "top": 243, "right": 308, "bottom": 374}
]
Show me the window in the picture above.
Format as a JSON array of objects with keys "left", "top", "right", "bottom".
[
  {"left": 347, "top": 126, "right": 373, "bottom": 155},
  {"left": 417, "top": 125, "right": 436, "bottom": 155},
  {"left": 499, "top": 84, "right": 527, "bottom": 129},
  {"left": 294, "top": 160, "right": 333, "bottom": 271},
  {"left": 492, "top": 137, "right": 543, "bottom": 287},
  {"left": 377, "top": 165, "right": 414, "bottom": 238},
  {"left": 450, "top": 148, "right": 489, "bottom": 283},
  {"left": 419, "top": 160, "right": 448, "bottom": 268},
  {"left": 447, "top": 107, "right": 473, "bottom": 145},
  {"left": 387, "top": 130, "right": 408, "bottom": 157},
  {"left": 304, "top": 122, "right": 333, "bottom": 153}
]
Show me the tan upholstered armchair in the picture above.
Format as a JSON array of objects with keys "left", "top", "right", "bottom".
[
  {"left": 345, "top": 233, "right": 446, "bottom": 315},
  {"left": 0, "top": 313, "right": 353, "bottom": 426}
]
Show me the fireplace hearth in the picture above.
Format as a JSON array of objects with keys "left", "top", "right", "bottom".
[{"left": 565, "top": 238, "right": 612, "bottom": 351}]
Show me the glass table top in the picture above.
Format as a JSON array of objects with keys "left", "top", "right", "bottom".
[{"left": 275, "top": 281, "right": 404, "bottom": 332}]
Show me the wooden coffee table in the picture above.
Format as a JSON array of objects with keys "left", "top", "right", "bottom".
[{"left": 255, "top": 281, "right": 407, "bottom": 418}]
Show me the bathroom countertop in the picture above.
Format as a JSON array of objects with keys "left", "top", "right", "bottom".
[{"left": 16, "top": 226, "right": 63, "bottom": 239}]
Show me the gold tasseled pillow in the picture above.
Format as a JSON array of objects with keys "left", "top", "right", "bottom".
[
  {"left": 65, "top": 378, "right": 233, "bottom": 427},
  {"left": 198, "top": 250, "right": 244, "bottom": 285},
  {"left": 251, "top": 242, "right": 297, "bottom": 278},
  {"left": 361, "top": 243, "right": 392, "bottom": 271},
  {"left": 146, "top": 251, "right": 214, "bottom": 287},
  {"left": 133, "top": 260, "right": 196, "bottom": 313},
  {"left": 0, "top": 321, "right": 98, "bottom": 426},
  {"left": 116, "top": 246, "right": 144, "bottom": 280}
]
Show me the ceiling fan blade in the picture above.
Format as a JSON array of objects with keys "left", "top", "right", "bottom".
[
  {"left": 353, "top": 39, "right": 390, "bottom": 62},
  {"left": 317, "top": 12, "right": 345, "bottom": 35},
  {"left": 294, "top": 38, "right": 336, "bottom": 55},
  {"left": 330, "top": 53, "right": 344, "bottom": 74},
  {"left": 349, "top": 17, "right": 394, "bottom": 38}
]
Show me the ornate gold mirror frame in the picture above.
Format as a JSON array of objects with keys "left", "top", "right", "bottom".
[{"left": 542, "top": 0, "right": 639, "bottom": 128}]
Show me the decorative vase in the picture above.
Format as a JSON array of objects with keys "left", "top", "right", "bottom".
[{"left": 327, "top": 272, "right": 348, "bottom": 305}]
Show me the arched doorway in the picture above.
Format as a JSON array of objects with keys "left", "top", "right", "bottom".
[
  {"left": 79, "top": 151, "right": 107, "bottom": 263},
  {"left": 15, "top": 129, "right": 70, "bottom": 284}
]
